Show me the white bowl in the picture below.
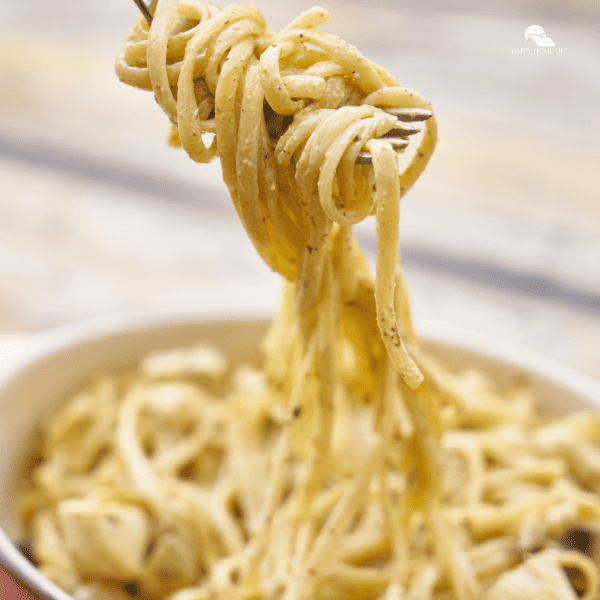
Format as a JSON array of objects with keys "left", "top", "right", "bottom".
[{"left": 1, "top": 311, "right": 600, "bottom": 600}]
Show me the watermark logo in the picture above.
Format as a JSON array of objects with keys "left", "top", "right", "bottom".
[
  {"left": 512, "top": 25, "right": 567, "bottom": 54},
  {"left": 524, "top": 25, "right": 555, "bottom": 47}
]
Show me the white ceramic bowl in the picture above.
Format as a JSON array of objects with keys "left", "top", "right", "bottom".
[{"left": 1, "top": 310, "right": 600, "bottom": 600}]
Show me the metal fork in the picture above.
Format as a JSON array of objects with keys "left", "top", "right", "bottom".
[
  {"left": 133, "top": 0, "right": 154, "bottom": 24},
  {"left": 130, "top": 0, "right": 433, "bottom": 165},
  {"left": 356, "top": 107, "right": 432, "bottom": 164}
]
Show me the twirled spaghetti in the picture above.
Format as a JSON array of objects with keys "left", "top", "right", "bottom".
[
  {"left": 19, "top": 3, "right": 600, "bottom": 600},
  {"left": 115, "top": 0, "right": 437, "bottom": 388}
]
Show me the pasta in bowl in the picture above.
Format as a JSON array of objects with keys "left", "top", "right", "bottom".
[{"left": 1, "top": 312, "right": 600, "bottom": 600}]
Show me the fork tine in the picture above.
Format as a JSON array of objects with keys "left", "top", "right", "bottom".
[
  {"left": 381, "top": 124, "right": 420, "bottom": 137},
  {"left": 356, "top": 137, "right": 409, "bottom": 165},
  {"left": 356, "top": 151, "right": 374, "bottom": 165},
  {"left": 379, "top": 138, "right": 409, "bottom": 151},
  {"left": 380, "top": 107, "right": 433, "bottom": 122},
  {"left": 133, "top": 0, "right": 154, "bottom": 25}
]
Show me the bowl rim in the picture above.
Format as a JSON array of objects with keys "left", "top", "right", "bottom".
[{"left": 1, "top": 310, "right": 600, "bottom": 600}]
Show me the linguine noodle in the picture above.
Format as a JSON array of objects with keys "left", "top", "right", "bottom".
[{"left": 20, "top": 3, "right": 600, "bottom": 600}]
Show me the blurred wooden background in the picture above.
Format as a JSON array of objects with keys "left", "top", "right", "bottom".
[{"left": 0, "top": 0, "right": 599, "bottom": 377}]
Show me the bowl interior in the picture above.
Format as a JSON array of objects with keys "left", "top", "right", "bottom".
[{"left": 1, "top": 315, "right": 600, "bottom": 597}]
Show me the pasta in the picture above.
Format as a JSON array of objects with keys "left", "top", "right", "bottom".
[{"left": 19, "top": 3, "right": 600, "bottom": 600}]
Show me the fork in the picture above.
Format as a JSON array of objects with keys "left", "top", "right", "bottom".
[
  {"left": 130, "top": 0, "right": 433, "bottom": 165},
  {"left": 133, "top": 0, "right": 154, "bottom": 24},
  {"left": 356, "top": 107, "right": 432, "bottom": 164}
]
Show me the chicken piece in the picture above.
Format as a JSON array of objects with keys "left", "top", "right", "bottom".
[
  {"left": 140, "top": 344, "right": 229, "bottom": 386},
  {"left": 32, "top": 509, "right": 81, "bottom": 593},
  {"left": 484, "top": 548, "right": 597, "bottom": 600},
  {"left": 144, "top": 381, "right": 206, "bottom": 432},
  {"left": 56, "top": 498, "right": 150, "bottom": 580},
  {"left": 141, "top": 528, "right": 201, "bottom": 597}
]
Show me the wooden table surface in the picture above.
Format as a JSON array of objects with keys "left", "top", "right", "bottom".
[{"left": 0, "top": 0, "right": 599, "bottom": 377}]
